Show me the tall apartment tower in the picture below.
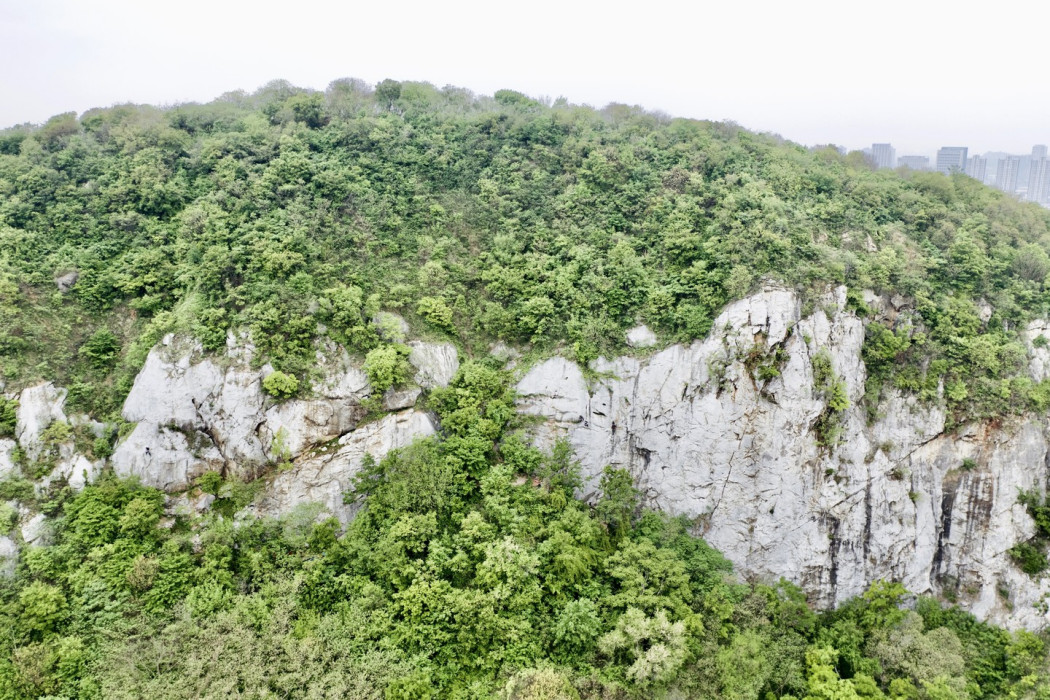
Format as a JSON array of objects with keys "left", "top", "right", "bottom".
[
  {"left": 871, "top": 143, "right": 895, "bottom": 169},
  {"left": 995, "top": 156, "right": 1021, "bottom": 193},
  {"left": 1034, "top": 145, "right": 1048, "bottom": 159},
  {"left": 936, "top": 147, "right": 969, "bottom": 174},
  {"left": 966, "top": 155, "right": 987, "bottom": 183},
  {"left": 897, "top": 155, "right": 930, "bottom": 170},
  {"left": 1029, "top": 156, "right": 1050, "bottom": 205}
]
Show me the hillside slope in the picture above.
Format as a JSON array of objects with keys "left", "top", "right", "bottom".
[{"left": 3, "top": 80, "right": 1050, "bottom": 698}]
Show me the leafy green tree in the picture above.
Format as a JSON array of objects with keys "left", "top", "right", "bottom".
[
  {"left": 595, "top": 466, "right": 641, "bottom": 539},
  {"left": 262, "top": 370, "right": 300, "bottom": 399},
  {"left": 363, "top": 344, "right": 412, "bottom": 393}
]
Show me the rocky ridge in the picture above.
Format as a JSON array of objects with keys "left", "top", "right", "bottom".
[
  {"left": 1, "top": 330, "right": 457, "bottom": 572},
  {"left": 516, "top": 285, "right": 1050, "bottom": 629},
  {"left": 3, "top": 290, "right": 1050, "bottom": 629}
]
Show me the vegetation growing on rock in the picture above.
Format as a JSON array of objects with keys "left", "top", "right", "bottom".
[
  {"left": 2, "top": 79, "right": 1050, "bottom": 425},
  {"left": 4, "top": 78, "right": 1050, "bottom": 698},
  {"left": 2, "top": 363, "right": 1048, "bottom": 698}
]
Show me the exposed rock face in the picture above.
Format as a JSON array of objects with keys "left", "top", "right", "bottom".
[
  {"left": 250, "top": 409, "right": 437, "bottom": 522},
  {"left": 6, "top": 383, "right": 104, "bottom": 492},
  {"left": 409, "top": 341, "right": 460, "bottom": 389},
  {"left": 625, "top": 325, "right": 657, "bottom": 348},
  {"left": 20, "top": 512, "right": 49, "bottom": 546},
  {"left": 1025, "top": 320, "right": 1050, "bottom": 381},
  {"left": 517, "top": 285, "right": 1050, "bottom": 629},
  {"left": 0, "top": 439, "right": 15, "bottom": 479},
  {"left": 16, "top": 383, "right": 67, "bottom": 460},
  {"left": 12, "top": 284, "right": 1050, "bottom": 629},
  {"left": 54, "top": 270, "right": 79, "bottom": 293},
  {"left": 0, "top": 536, "right": 16, "bottom": 577},
  {"left": 112, "top": 335, "right": 454, "bottom": 494}
]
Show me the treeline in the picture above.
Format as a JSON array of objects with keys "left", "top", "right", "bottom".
[
  {"left": 2, "top": 79, "right": 1050, "bottom": 423},
  {"left": 1, "top": 362, "right": 1046, "bottom": 699}
]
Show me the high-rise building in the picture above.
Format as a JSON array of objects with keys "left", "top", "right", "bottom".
[
  {"left": 1029, "top": 157, "right": 1050, "bottom": 205},
  {"left": 995, "top": 156, "right": 1021, "bottom": 193},
  {"left": 966, "top": 155, "right": 987, "bottom": 183},
  {"left": 871, "top": 143, "right": 895, "bottom": 169},
  {"left": 897, "top": 155, "right": 930, "bottom": 171},
  {"left": 936, "top": 147, "right": 969, "bottom": 174},
  {"left": 1034, "top": 145, "right": 1048, "bottom": 159}
]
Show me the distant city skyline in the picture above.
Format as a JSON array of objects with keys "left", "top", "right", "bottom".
[{"left": 868, "top": 141, "right": 1050, "bottom": 207}]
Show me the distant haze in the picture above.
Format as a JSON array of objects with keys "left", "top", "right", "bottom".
[{"left": 2, "top": 0, "right": 1048, "bottom": 155}]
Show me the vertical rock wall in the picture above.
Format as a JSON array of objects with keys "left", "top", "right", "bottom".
[{"left": 516, "top": 286, "right": 1050, "bottom": 629}]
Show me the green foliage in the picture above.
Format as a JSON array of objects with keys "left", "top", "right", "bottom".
[
  {"left": 0, "top": 398, "right": 17, "bottom": 438},
  {"left": 1009, "top": 541, "right": 1048, "bottom": 575},
  {"left": 262, "top": 369, "right": 300, "bottom": 399},
  {"left": 0, "top": 475, "right": 34, "bottom": 501},
  {"left": 416, "top": 296, "right": 454, "bottom": 332},
  {"left": 812, "top": 351, "right": 850, "bottom": 447},
  {"left": 598, "top": 607, "right": 688, "bottom": 687},
  {"left": 2, "top": 81, "right": 1050, "bottom": 699},
  {"left": 18, "top": 582, "right": 68, "bottom": 636},
  {"left": 2, "top": 79, "right": 1050, "bottom": 430},
  {"left": 77, "top": 329, "right": 120, "bottom": 371},
  {"left": 1011, "top": 490, "right": 1050, "bottom": 576},
  {"left": 594, "top": 466, "right": 641, "bottom": 539},
  {"left": 363, "top": 344, "right": 412, "bottom": 393}
]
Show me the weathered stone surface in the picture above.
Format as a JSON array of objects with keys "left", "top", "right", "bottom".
[
  {"left": 625, "top": 325, "right": 658, "bottom": 348},
  {"left": 0, "top": 536, "right": 16, "bottom": 577},
  {"left": 54, "top": 270, "right": 79, "bottom": 293},
  {"left": 16, "top": 383, "right": 67, "bottom": 459},
  {"left": 22, "top": 284, "right": 1050, "bottom": 630},
  {"left": 250, "top": 409, "right": 437, "bottom": 522},
  {"left": 0, "top": 439, "right": 15, "bottom": 479},
  {"left": 382, "top": 386, "right": 423, "bottom": 412},
  {"left": 112, "top": 335, "right": 455, "bottom": 491},
  {"left": 517, "top": 285, "right": 1050, "bottom": 629},
  {"left": 43, "top": 452, "right": 102, "bottom": 492},
  {"left": 20, "top": 512, "right": 49, "bottom": 546},
  {"left": 409, "top": 341, "right": 459, "bottom": 389},
  {"left": 1024, "top": 319, "right": 1050, "bottom": 382}
]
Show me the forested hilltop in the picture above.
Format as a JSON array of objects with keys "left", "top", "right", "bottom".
[
  {"left": 4, "top": 80, "right": 1050, "bottom": 699},
  {"left": 3, "top": 78, "right": 1050, "bottom": 422}
]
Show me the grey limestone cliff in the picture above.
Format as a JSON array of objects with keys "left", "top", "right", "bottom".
[
  {"left": 5, "top": 288, "right": 1050, "bottom": 630},
  {"left": 516, "top": 285, "right": 1050, "bottom": 629}
]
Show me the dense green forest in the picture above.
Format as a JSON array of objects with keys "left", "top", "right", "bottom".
[
  {"left": 3, "top": 79, "right": 1050, "bottom": 423},
  {"left": 5, "top": 79, "right": 1050, "bottom": 698},
  {"left": 3, "top": 361, "right": 1049, "bottom": 699}
]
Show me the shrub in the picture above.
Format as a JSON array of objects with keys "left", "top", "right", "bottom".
[
  {"left": 416, "top": 296, "right": 454, "bottom": 332},
  {"left": 262, "top": 370, "right": 299, "bottom": 399},
  {"left": 78, "top": 329, "right": 121, "bottom": 371},
  {"left": 0, "top": 398, "right": 17, "bottom": 438},
  {"left": 1009, "top": 542, "right": 1047, "bottom": 575},
  {"left": 19, "top": 582, "right": 68, "bottom": 636},
  {"left": 363, "top": 344, "right": 412, "bottom": 394}
]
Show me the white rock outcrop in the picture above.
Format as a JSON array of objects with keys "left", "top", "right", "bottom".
[
  {"left": 112, "top": 335, "right": 455, "bottom": 492},
  {"left": 0, "top": 439, "right": 15, "bottom": 479},
  {"left": 517, "top": 285, "right": 1050, "bottom": 629},
  {"left": 409, "top": 341, "right": 460, "bottom": 389},
  {"left": 0, "top": 536, "right": 16, "bottom": 577},
  {"left": 625, "top": 325, "right": 658, "bottom": 348},
  {"left": 16, "top": 383, "right": 67, "bottom": 460},
  {"left": 20, "top": 512, "right": 49, "bottom": 546},
  {"left": 250, "top": 409, "right": 437, "bottom": 522}
]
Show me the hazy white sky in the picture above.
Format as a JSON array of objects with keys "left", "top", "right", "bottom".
[{"left": 2, "top": 0, "right": 1048, "bottom": 156}]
